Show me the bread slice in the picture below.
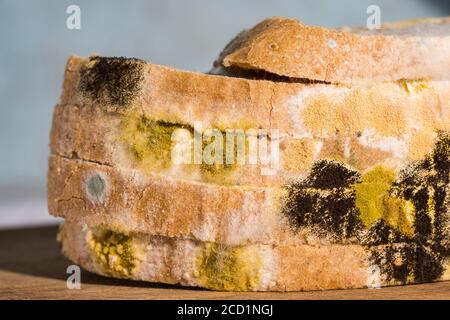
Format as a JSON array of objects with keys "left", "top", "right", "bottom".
[
  {"left": 214, "top": 16, "right": 450, "bottom": 85},
  {"left": 48, "top": 154, "right": 288, "bottom": 246},
  {"left": 60, "top": 56, "right": 450, "bottom": 139},
  {"left": 57, "top": 220, "right": 370, "bottom": 291},
  {"left": 58, "top": 219, "right": 450, "bottom": 291},
  {"left": 53, "top": 56, "right": 450, "bottom": 186}
]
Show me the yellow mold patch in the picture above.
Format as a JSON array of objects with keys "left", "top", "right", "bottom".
[
  {"left": 301, "top": 86, "right": 408, "bottom": 137},
  {"left": 196, "top": 243, "right": 262, "bottom": 291},
  {"left": 352, "top": 166, "right": 414, "bottom": 236},
  {"left": 88, "top": 229, "right": 137, "bottom": 278},
  {"left": 397, "top": 79, "right": 429, "bottom": 94}
]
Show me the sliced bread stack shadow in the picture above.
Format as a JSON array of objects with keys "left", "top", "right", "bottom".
[{"left": 48, "top": 17, "right": 450, "bottom": 291}]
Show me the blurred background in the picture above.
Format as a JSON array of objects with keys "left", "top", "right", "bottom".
[{"left": 0, "top": 0, "right": 449, "bottom": 228}]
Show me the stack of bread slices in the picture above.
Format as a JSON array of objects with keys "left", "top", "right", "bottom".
[{"left": 48, "top": 17, "right": 450, "bottom": 291}]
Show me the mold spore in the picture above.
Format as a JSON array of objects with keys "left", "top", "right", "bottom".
[
  {"left": 79, "top": 56, "right": 145, "bottom": 106},
  {"left": 196, "top": 243, "right": 261, "bottom": 291},
  {"left": 368, "top": 132, "right": 450, "bottom": 283},
  {"left": 85, "top": 173, "right": 107, "bottom": 203},
  {"left": 282, "top": 132, "right": 450, "bottom": 284},
  {"left": 352, "top": 166, "right": 415, "bottom": 236},
  {"left": 304, "top": 159, "right": 361, "bottom": 189},
  {"left": 88, "top": 229, "right": 136, "bottom": 278},
  {"left": 199, "top": 129, "right": 245, "bottom": 183},
  {"left": 283, "top": 160, "right": 364, "bottom": 241},
  {"left": 120, "top": 113, "right": 193, "bottom": 171},
  {"left": 120, "top": 113, "right": 244, "bottom": 183}
]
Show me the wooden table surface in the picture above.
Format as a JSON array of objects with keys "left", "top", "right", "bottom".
[{"left": 0, "top": 225, "right": 449, "bottom": 300}]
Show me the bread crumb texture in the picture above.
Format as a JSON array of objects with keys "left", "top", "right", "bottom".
[
  {"left": 297, "top": 82, "right": 448, "bottom": 166},
  {"left": 195, "top": 243, "right": 262, "bottom": 291},
  {"left": 88, "top": 229, "right": 137, "bottom": 278},
  {"left": 79, "top": 56, "right": 145, "bottom": 106},
  {"left": 283, "top": 131, "right": 450, "bottom": 284}
]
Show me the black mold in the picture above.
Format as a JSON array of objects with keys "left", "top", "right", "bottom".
[
  {"left": 371, "top": 132, "right": 450, "bottom": 283},
  {"left": 369, "top": 242, "right": 415, "bottom": 284},
  {"left": 414, "top": 245, "right": 444, "bottom": 282},
  {"left": 283, "top": 133, "right": 450, "bottom": 284},
  {"left": 304, "top": 160, "right": 361, "bottom": 189},
  {"left": 432, "top": 131, "right": 450, "bottom": 174},
  {"left": 283, "top": 160, "right": 363, "bottom": 240},
  {"left": 79, "top": 56, "right": 145, "bottom": 106},
  {"left": 364, "top": 220, "right": 407, "bottom": 246},
  {"left": 365, "top": 221, "right": 415, "bottom": 283}
]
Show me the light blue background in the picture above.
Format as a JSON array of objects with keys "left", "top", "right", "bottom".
[{"left": 0, "top": 0, "right": 448, "bottom": 225}]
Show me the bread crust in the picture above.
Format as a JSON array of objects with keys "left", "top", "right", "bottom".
[{"left": 215, "top": 16, "right": 450, "bottom": 85}]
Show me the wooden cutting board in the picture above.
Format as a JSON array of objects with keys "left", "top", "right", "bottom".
[{"left": 0, "top": 225, "right": 449, "bottom": 300}]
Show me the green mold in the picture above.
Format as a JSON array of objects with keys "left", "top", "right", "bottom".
[
  {"left": 196, "top": 243, "right": 261, "bottom": 291},
  {"left": 352, "top": 166, "right": 414, "bottom": 236},
  {"left": 88, "top": 229, "right": 136, "bottom": 278},
  {"left": 120, "top": 113, "right": 193, "bottom": 171},
  {"left": 200, "top": 129, "right": 246, "bottom": 183},
  {"left": 87, "top": 174, "right": 105, "bottom": 200},
  {"left": 120, "top": 113, "right": 244, "bottom": 183}
]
